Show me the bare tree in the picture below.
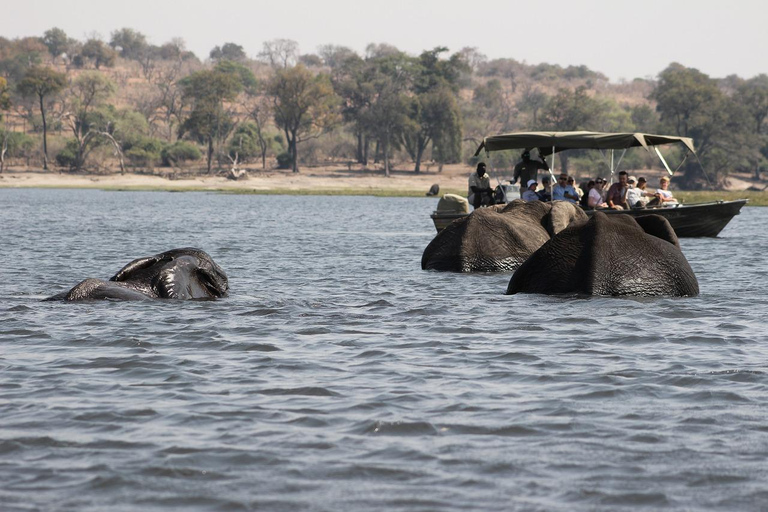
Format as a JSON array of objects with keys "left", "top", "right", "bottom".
[{"left": 258, "top": 39, "right": 299, "bottom": 69}]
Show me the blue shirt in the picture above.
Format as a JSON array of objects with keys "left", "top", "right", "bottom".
[{"left": 553, "top": 184, "right": 578, "bottom": 203}]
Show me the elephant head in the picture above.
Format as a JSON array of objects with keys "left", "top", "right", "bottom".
[
  {"left": 506, "top": 212, "right": 699, "bottom": 296},
  {"left": 421, "top": 200, "right": 587, "bottom": 273},
  {"left": 45, "top": 248, "right": 229, "bottom": 301}
]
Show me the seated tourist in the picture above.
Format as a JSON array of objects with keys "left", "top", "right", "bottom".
[
  {"left": 537, "top": 175, "right": 552, "bottom": 202},
  {"left": 522, "top": 179, "right": 540, "bottom": 201},
  {"left": 647, "top": 176, "right": 678, "bottom": 207},
  {"left": 553, "top": 173, "right": 580, "bottom": 204},
  {"left": 626, "top": 176, "right": 653, "bottom": 208},
  {"left": 605, "top": 171, "right": 629, "bottom": 210},
  {"left": 580, "top": 180, "right": 595, "bottom": 209},
  {"left": 587, "top": 177, "right": 609, "bottom": 209}
]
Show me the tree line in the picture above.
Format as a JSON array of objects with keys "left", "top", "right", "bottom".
[{"left": 1, "top": 27, "right": 767, "bottom": 187}]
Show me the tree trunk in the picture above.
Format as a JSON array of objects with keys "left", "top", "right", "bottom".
[
  {"left": 39, "top": 95, "right": 49, "bottom": 170},
  {"left": 362, "top": 136, "right": 369, "bottom": 166},
  {"left": 356, "top": 131, "right": 363, "bottom": 164},
  {"left": 290, "top": 130, "right": 299, "bottom": 173},
  {"left": 383, "top": 135, "right": 390, "bottom": 178},
  {"left": 207, "top": 136, "right": 214, "bottom": 174},
  {"left": 414, "top": 135, "right": 426, "bottom": 173}
]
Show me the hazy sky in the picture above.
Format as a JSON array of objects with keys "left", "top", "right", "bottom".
[{"left": 5, "top": 0, "right": 766, "bottom": 82}]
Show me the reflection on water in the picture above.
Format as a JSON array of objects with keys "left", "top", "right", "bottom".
[{"left": 1, "top": 189, "right": 767, "bottom": 511}]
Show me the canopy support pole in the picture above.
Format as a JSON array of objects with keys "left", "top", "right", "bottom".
[{"left": 654, "top": 147, "right": 674, "bottom": 176}]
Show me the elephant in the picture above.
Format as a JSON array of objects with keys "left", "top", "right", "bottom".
[
  {"left": 506, "top": 212, "right": 699, "bottom": 296},
  {"left": 421, "top": 200, "right": 587, "bottom": 272},
  {"left": 45, "top": 248, "right": 229, "bottom": 301}
]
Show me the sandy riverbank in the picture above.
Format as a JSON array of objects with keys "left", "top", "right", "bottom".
[
  {"left": 0, "top": 165, "right": 763, "bottom": 196},
  {"left": 0, "top": 167, "right": 470, "bottom": 196}
]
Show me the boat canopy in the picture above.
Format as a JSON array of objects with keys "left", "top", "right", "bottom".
[{"left": 473, "top": 131, "right": 695, "bottom": 157}]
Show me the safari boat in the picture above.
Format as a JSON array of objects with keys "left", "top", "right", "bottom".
[{"left": 430, "top": 131, "right": 747, "bottom": 237}]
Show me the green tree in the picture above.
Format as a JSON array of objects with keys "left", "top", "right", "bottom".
[
  {"left": 17, "top": 66, "right": 67, "bottom": 169},
  {"left": 60, "top": 72, "right": 121, "bottom": 172},
  {"left": 651, "top": 63, "right": 721, "bottom": 138},
  {"left": 180, "top": 66, "right": 245, "bottom": 173},
  {"left": 209, "top": 43, "right": 246, "bottom": 62},
  {"left": 651, "top": 63, "right": 752, "bottom": 187},
  {"left": 80, "top": 38, "right": 117, "bottom": 69},
  {"left": 331, "top": 53, "right": 376, "bottom": 164},
  {"left": 541, "top": 86, "right": 605, "bottom": 173},
  {"left": 42, "top": 27, "right": 70, "bottom": 60},
  {"left": 362, "top": 52, "right": 414, "bottom": 176},
  {"left": 267, "top": 64, "right": 339, "bottom": 173},
  {"left": 109, "top": 28, "right": 149, "bottom": 60},
  {"left": 401, "top": 47, "right": 467, "bottom": 172},
  {"left": 737, "top": 74, "right": 768, "bottom": 135}
]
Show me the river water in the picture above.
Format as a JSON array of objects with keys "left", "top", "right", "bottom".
[{"left": 1, "top": 189, "right": 767, "bottom": 511}]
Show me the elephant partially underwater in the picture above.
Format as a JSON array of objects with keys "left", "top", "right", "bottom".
[
  {"left": 421, "top": 200, "right": 587, "bottom": 272},
  {"left": 507, "top": 212, "right": 699, "bottom": 297},
  {"left": 45, "top": 248, "right": 229, "bottom": 301}
]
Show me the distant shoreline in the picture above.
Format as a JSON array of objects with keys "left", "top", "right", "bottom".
[{"left": 1, "top": 169, "right": 765, "bottom": 205}]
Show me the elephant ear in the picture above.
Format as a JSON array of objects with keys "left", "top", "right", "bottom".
[
  {"left": 546, "top": 201, "right": 589, "bottom": 236},
  {"left": 110, "top": 255, "right": 167, "bottom": 282},
  {"left": 634, "top": 214, "right": 680, "bottom": 248}
]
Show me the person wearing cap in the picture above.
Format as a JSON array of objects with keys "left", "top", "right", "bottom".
[
  {"left": 587, "top": 177, "right": 609, "bottom": 209},
  {"left": 522, "top": 179, "right": 540, "bottom": 201},
  {"left": 512, "top": 150, "right": 549, "bottom": 198},
  {"left": 553, "top": 173, "right": 579, "bottom": 204},
  {"left": 605, "top": 170, "right": 629, "bottom": 210},
  {"left": 468, "top": 162, "right": 494, "bottom": 209}
]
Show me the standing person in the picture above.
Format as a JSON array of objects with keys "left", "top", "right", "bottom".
[
  {"left": 522, "top": 179, "right": 540, "bottom": 201},
  {"left": 512, "top": 150, "right": 549, "bottom": 197},
  {"left": 468, "top": 162, "right": 494, "bottom": 209},
  {"left": 605, "top": 170, "right": 629, "bottom": 210},
  {"left": 553, "top": 173, "right": 580, "bottom": 204},
  {"left": 588, "top": 177, "right": 609, "bottom": 209}
]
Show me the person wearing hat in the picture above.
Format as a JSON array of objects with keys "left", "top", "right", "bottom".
[
  {"left": 587, "top": 177, "right": 609, "bottom": 209},
  {"left": 468, "top": 162, "right": 494, "bottom": 209},
  {"left": 522, "top": 179, "right": 540, "bottom": 202},
  {"left": 605, "top": 170, "right": 629, "bottom": 210},
  {"left": 512, "top": 150, "right": 549, "bottom": 198}
]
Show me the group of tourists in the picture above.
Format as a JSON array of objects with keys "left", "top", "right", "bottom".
[
  {"left": 468, "top": 151, "right": 678, "bottom": 211},
  {"left": 583, "top": 171, "right": 677, "bottom": 210}
]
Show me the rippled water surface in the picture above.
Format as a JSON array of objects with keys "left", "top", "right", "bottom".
[{"left": 1, "top": 189, "right": 767, "bottom": 511}]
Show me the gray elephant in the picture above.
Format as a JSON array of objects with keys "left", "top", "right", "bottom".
[
  {"left": 45, "top": 248, "right": 229, "bottom": 301},
  {"left": 421, "top": 200, "right": 587, "bottom": 272},
  {"left": 506, "top": 212, "right": 699, "bottom": 296}
]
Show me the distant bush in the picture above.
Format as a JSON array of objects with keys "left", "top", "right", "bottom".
[
  {"left": 125, "top": 137, "right": 166, "bottom": 167},
  {"left": 0, "top": 130, "right": 35, "bottom": 158},
  {"left": 161, "top": 141, "right": 201, "bottom": 166},
  {"left": 276, "top": 151, "right": 292, "bottom": 169},
  {"left": 55, "top": 139, "right": 80, "bottom": 169}
]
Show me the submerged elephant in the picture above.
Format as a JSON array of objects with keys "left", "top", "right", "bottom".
[
  {"left": 45, "top": 248, "right": 229, "bottom": 301},
  {"left": 506, "top": 212, "right": 699, "bottom": 296},
  {"left": 421, "top": 200, "right": 587, "bottom": 272}
]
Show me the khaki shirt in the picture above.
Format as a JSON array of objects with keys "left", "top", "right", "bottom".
[{"left": 468, "top": 172, "right": 491, "bottom": 196}]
